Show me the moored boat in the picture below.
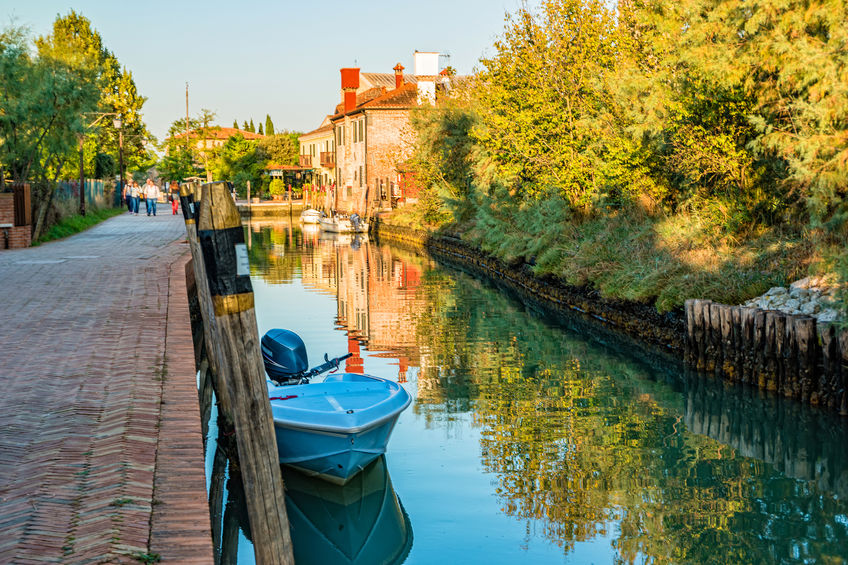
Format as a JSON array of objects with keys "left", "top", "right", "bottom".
[
  {"left": 319, "top": 213, "right": 369, "bottom": 233},
  {"left": 261, "top": 329, "right": 411, "bottom": 484},
  {"left": 300, "top": 208, "right": 323, "bottom": 224}
]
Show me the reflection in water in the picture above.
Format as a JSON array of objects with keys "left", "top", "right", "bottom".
[
  {"left": 282, "top": 456, "right": 412, "bottom": 565},
  {"left": 204, "top": 220, "right": 848, "bottom": 563}
]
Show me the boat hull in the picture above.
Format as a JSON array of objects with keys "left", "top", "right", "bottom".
[{"left": 269, "top": 373, "right": 411, "bottom": 484}]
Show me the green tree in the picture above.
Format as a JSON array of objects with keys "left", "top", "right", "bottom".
[
  {"left": 0, "top": 24, "right": 99, "bottom": 238},
  {"left": 248, "top": 118, "right": 255, "bottom": 133},
  {"left": 233, "top": 119, "right": 238, "bottom": 129},
  {"left": 258, "top": 123, "right": 263, "bottom": 135},
  {"left": 213, "top": 133, "right": 266, "bottom": 195},
  {"left": 265, "top": 114, "right": 275, "bottom": 136},
  {"left": 242, "top": 120, "right": 249, "bottom": 131},
  {"left": 258, "top": 133, "right": 300, "bottom": 166}
]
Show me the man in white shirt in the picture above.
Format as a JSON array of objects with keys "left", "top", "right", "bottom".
[{"left": 143, "top": 179, "right": 160, "bottom": 216}]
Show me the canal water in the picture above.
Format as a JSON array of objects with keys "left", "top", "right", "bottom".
[{"left": 203, "top": 219, "right": 848, "bottom": 564}]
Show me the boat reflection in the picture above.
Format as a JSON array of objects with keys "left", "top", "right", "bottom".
[{"left": 282, "top": 456, "right": 413, "bottom": 565}]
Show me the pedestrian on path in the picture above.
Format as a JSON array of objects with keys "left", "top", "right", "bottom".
[
  {"left": 130, "top": 181, "right": 141, "bottom": 215},
  {"left": 144, "top": 179, "right": 160, "bottom": 216},
  {"left": 169, "top": 181, "right": 180, "bottom": 215}
]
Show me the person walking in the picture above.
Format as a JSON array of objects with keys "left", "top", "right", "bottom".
[
  {"left": 144, "top": 179, "right": 160, "bottom": 216},
  {"left": 169, "top": 181, "right": 180, "bottom": 215},
  {"left": 130, "top": 181, "right": 141, "bottom": 215},
  {"left": 122, "top": 180, "right": 132, "bottom": 213}
]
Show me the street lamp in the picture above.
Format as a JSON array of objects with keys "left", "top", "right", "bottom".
[{"left": 113, "top": 119, "right": 124, "bottom": 208}]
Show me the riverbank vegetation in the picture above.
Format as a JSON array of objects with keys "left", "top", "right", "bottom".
[
  {"left": 0, "top": 12, "right": 152, "bottom": 240},
  {"left": 398, "top": 0, "right": 847, "bottom": 315}
]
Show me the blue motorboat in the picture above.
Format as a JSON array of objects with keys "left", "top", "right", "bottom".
[{"left": 262, "top": 329, "right": 411, "bottom": 484}]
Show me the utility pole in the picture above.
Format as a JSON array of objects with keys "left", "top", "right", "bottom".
[
  {"left": 115, "top": 120, "right": 124, "bottom": 208},
  {"left": 185, "top": 82, "right": 191, "bottom": 155}
]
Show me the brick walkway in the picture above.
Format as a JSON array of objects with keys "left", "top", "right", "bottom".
[{"left": 0, "top": 212, "right": 213, "bottom": 564}]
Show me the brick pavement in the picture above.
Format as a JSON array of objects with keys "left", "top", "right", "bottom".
[{"left": 0, "top": 212, "right": 214, "bottom": 564}]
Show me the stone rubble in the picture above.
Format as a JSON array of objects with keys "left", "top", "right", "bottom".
[{"left": 742, "top": 275, "right": 846, "bottom": 324}]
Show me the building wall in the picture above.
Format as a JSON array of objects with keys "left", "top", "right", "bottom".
[
  {"left": 0, "top": 194, "right": 31, "bottom": 249},
  {"left": 299, "top": 131, "right": 336, "bottom": 188},
  {"left": 333, "top": 114, "right": 367, "bottom": 213},
  {"left": 365, "top": 109, "right": 414, "bottom": 206}
]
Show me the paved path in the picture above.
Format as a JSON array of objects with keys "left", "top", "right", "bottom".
[{"left": 0, "top": 212, "right": 213, "bottom": 564}]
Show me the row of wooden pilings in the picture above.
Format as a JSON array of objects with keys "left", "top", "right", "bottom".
[
  {"left": 179, "top": 182, "right": 295, "bottom": 565},
  {"left": 684, "top": 299, "right": 848, "bottom": 415}
]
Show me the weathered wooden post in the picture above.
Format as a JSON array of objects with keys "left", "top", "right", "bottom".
[
  {"left": 179, "top": 183, "right": 233, "bottom": 427},
  {"left": 708, "top": 303, "right": 723, "bottom": 374},
  {"left": 720, "top": 305, "right": 734, "bottom": 379},
  {"left": 693, "top": 300, "right": 711, "bottom": 371},
  {"left": 740, "top": 308, "right": 756, "bottom": 384},
  {"left": 783, "top": 315, "right": 799, "bottom": 398},
  {"left": 763, "top": 311, "right": 778, "bottom": 391},
  {"left": 684, "top": 299, "right": 695, "bottom": 366},
  {"left": 820, "top": 323, "right": 839, "bottom": 409},
  {"left": 731, "top": 306, "right": 743, "bottom": 381},
  {"left": 197, "top": 181, "right": 294, "bottom": 565},
  {"left": 839, "top": 329, "right": 848, "bottom": 416},
  {"left": 752, "top": 309, "right": 767, "bottom": 388},
  {"left": 794, "top": 316, "right": 818, "bottom": 404},
  {"left": 773, "top": 312, "right": 787, "bottom": 395}
]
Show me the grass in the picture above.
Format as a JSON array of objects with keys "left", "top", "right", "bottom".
[
  {"left": 33, "top": 207, "right": 125, "bottom": 246},
  {"left": 389, "top": 198, "right": 826, "bottom": 313}
]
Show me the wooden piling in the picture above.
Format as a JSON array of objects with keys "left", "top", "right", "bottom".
[
  {"left": 820, "top": 323, "right": 839, "bottom": 409},
  {"left": 740, "top": 308, "right": 756, "bottom": 384},
  {"left": 197, "top": 181, "right": 294, "bottom": 565},
  {"left": 839, "top": 329, "right": 848, "bottom": 416},
  {"left": 794, "top": 316, "right": 817, "bottom": 404},
  {"left": 684, "top": 299, "right": 696, "bottom": 366},
  {"left": 708, "top": 303, "right": 723, "bottom": 374},
  {"left": 731, "top": 306, "right": 743, "bottom": 381},
  {"left": 763, "top": 311, "right": 778, "bottom": 391},
  {"left": 783, "top": 315, "right": 798, "bottom": 398},
  {"left": 752, "top": 309, "right": 767, "bottom": 388},
  {"left": 693, "top": 300, "right": 711, "bottom": 372},
  {"left": 720, "top": 305, "right": 734, "bottom": 379},
  {"left": 179, "top": 183, "right": 233, "bottom": 427},
  {"left": 773, "top": 313, "right": 787, "bottom": 395}
]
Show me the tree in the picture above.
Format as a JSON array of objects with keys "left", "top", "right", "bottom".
[
  {"left": 242, "top": 120, "right": 249, "bottom": 131},
  {"left": 248, "top": 118, "right": 255, "bottom": 133},
  {"left": 233, "top": 119, "right": 238, "bottom": 129},
  {"left": 258, "top": 133, "right": 300, "bottom": 166},
  {"left": 265, "top": 114, "right": 275, "bottom": 136},
  {"left": 0, "top": 24, "right": 99, "bottom": 238},
  {"left": 258, "top": 123, "right": 263, "bottom": 135},
  {"left": 213, "top": 133, "right": 266, "bottom": 195}
]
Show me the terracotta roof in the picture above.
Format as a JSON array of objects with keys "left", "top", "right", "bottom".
[
  {"left": 360, "top": 72, "right": 418, "bottom": 90},
  {"left": 300, "top": 122, "right": 335, "bottom": 138},
  {"left": 330, "top": 83, "right": 420, "bottom": 120},
  {"left": 265, "top": 163, "right": 306, "bottom": 171},
  {"left": 173, "top": 127, "right": 265, "bottom": 141}
]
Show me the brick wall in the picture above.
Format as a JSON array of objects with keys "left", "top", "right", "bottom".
[
  {"left": 365, "top": 109, "right": 414, "bottom": 209},
  {"left": 0, "top": 193, "right": 32, "bottom": 249}
]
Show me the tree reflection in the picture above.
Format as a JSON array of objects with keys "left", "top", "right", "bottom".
[{"left": 412, "top": 270, "right": 848, "bottom": 563}]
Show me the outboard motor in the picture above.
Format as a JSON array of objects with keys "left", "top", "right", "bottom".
[
  {"left": 261, "top": 329, "right": 308, "bottom": 383},
  {"left": 350, "top": 213, "right": 361, "bottom": 230}
]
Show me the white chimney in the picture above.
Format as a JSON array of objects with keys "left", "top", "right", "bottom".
[{"left": 414, "top": 51, "right": 439, "bottom": 105}]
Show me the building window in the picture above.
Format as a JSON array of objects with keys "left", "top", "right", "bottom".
[
  {"left": 359, "top": 120, "right": 364, "bottom": 143},
  {"left": 359, "top": 166, "right": 363, "bottom": 188}
]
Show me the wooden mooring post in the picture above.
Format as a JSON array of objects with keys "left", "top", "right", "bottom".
[
  {"left": 685, "top": 298, "right": 847, "bottom": 415},
  {"left": 196, "top": 181, "right": 294, "bottom": 565},
  {"left": 179, "top": 182, "right": 233, "bottom": 426}
]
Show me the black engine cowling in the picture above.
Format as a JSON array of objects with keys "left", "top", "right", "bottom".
[{"left": 261, "top": 329, "right": 308, "bottom": 382}]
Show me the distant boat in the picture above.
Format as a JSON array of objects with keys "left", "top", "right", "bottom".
[
  {"left": 319, "top": 213, "right": 369, "bottom": 233},
  {"left": 300, "top": 209, "right": 323, "bottom": 224},
  {"left": 262, "top": 329, "right": 411, "bottom": 484}
]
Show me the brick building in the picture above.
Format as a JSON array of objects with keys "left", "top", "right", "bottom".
[
  {"left": 326, "top": 51, "right": 446, "bottom": 215},
  {"left": 0, "top": 184, "right": 31, "bottom": 249}
]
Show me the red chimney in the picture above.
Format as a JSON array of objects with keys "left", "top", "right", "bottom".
[
  {"left": 393, "top": 63, "right": 404, "bottom": 90},
  {"left": 341, "top": 67, "right": 360, "bottom": 113}
]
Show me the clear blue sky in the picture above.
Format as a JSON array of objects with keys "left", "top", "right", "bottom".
[{"left": 4, "top": 0, "right": 524, "bottom": 142}]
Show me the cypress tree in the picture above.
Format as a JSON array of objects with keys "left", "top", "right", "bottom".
[
  {"left": 233, "top": 119, "right": 238, "bottom": 129},
  {"left": 248, "top": 118, "right": 255, "bottom": 133},
  {"left": 242, "top": 120, "right": 249, "bottom": 131},
  {"left": 265, "top": 114, "right": 275, "bottom": 136},
  {"left": 258, "top": 123, "right": 264, "bottom": 135}
]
